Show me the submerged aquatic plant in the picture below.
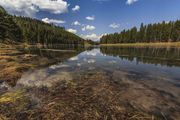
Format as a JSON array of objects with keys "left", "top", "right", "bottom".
[{"left": 0, "top": 90, "right": 23, "bottom": 103}]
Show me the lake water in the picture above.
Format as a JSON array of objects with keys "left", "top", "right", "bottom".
[{"left": 1, "top": 46, "right": 180, "bottom": 119}]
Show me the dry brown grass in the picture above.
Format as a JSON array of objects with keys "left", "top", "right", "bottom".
[{"left": 0, "top": 47, "right": 49, "bottom": 86}]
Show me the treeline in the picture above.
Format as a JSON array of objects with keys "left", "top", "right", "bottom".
[
  {"left": 0, "top": 6, "right": 84, "bottom": 45},
  {"left": 100, "top": 20, "right": 180, "bottom": 44},
  {"left": 85, "top": 39, "right": 99, "bottom": 45}
]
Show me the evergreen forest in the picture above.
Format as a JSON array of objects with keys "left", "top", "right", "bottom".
[
  {"left": 0, "top": 6, "right": 84, "bottom": 45},
  {"left": 100, "top": 21, "right": 180, "bottom": 44}
]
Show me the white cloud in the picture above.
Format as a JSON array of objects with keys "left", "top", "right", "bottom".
[
  {"left": 82, "top": 25, "right": 96, "bottom": 31},
  {"left": 86, "top": 51, "right": 98, "bottom": 56},
  {"left": 49, "top": 64, "right": 69, "bottom": 70},
  {"left": 67, "top": 29, "right": 77, "bottom": 34},
  {"left": 109, "top": 23, "right": 120, "bottom": 29},
  {"left": 81, "top": 33, "right": 105, "bottom": 41},
  {"left": 108, "top": 60, "right": 117, "bottom": 64},
  {"left": 69, "top": 56, "right": 79, "bottom": 61},
  {"left": 0, "top": 0, "right": 69, "bottom": 17},
  {"left": 165, "top": 21, "right": 170, "bottom": 24},
  {"left": 126, "top": 0, "right": 138, "bottom": 5},
  {"left": 42, "top": 18, "right": 66, "bottom": 24},
  {"left": 87, "top": 59, "right": 96, "bottom": 64},
  {"left": 77, "top": 63, "right": 81, "bottom": 67},
  {"left": 72, "top": 21, "right": 81, "bottom": 26},
  {"left": 86, "top": 16, "right": 95, "bottom": 21},
  {"left": 72, "top": 5, "right": 80, "bottom": 12}
]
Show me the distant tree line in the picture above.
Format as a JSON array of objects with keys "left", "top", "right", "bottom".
[
  {"left": 85, "top": 39, "right": 99, "bottom": 45},
  {"left": 0, "top": 6, "right": 84, "bottom": 45},
  {"left": 100, "top": 20, "right": 180, "bottom": 44}
]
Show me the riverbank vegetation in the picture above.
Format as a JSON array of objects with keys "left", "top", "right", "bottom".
[{"left": 100, "top": 20, "right": 180, "bottom": 44}]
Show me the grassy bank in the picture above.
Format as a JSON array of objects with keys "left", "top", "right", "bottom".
[
  {"left": 0, "top": 48, "right": 51, "bottom": 86},
  {"left": 100, "top": 42, "right": 180, "bottom": 47},
  {"left": 0, "top": 43, "right": 83, "bottom": 86}
]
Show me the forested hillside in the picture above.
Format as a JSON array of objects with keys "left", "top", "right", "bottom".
[
  {"left": 100, "top": 21, "right": 180, "bottom": 44},
  {"left": 0, "top": 6, "right": 84, "bottom": 45},
  {"left": 0, "top": 6, "right": 23, "bottom": 42}
]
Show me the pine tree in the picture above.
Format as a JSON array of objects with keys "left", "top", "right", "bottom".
[
  {"left": 172, "top": 20, "right": 180, "bottom": 42},
  {"left": 100, "top": 20, "right": 180, "bottom": 44}
]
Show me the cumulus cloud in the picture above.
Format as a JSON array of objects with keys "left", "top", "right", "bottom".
[
  {"left": 72, "top": 21, "right": 81, "bottom": 26},
  {"left": 77, "top": 63, "right": 81, "bottom": 67},
  {"left": 87, "top": 59, "right": 96, "bottom": 64},
  {"left": 72, "top": 5, "right": 80, "bottom": 12},
  {"left": 108, "top": 60, "right": 117, "bottom": 64},
  {"left": 67, "top": 29, "right": 77, "bottom": 34},
  {"left": 0, "top": 0, "right": 69, "bottom": 17},
  {"left": 86, "top": 50, "right": 98, "bottom": 56},
  {"left": 49, "top": 64, "right": 69, "bottom": 70},
  {"left": 81, "top": 33, "right": 105, "bottom": 41},
  {"left": 69, "top": 56, "right": 79, "bottom": 61},
  {"left": 126, "top": 0, "right": 138, "bottom": 5},
  {"left": 42, "top": 18, "right": 66, "bottom": 24},
  {"left": 18, "top": 69, "right": 72, "bottom": 87},
  {"left": 86, "top": 16, "right": 95, "bottom": 21},
  {"left": 109, "top": 23, "right": 120, "bottom": 29},
  {"left": 82, "top": 25, "right": 96, "bottom": 31}
]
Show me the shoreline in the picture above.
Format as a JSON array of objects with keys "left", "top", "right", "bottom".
[
  {"left": 0, "top": 48, "right": 53, "bottom": 86},
  {"left": 100, "top": 42, "right": 180, "bottom": 47},
  {"left": 0, "top": 44, "right": 83, "bottom": 86}
]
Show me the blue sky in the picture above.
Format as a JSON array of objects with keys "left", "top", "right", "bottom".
[{"left": 1, "top": 0, "right": 180, "bottom": 41}]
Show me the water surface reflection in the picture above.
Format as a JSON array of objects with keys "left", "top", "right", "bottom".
[{"left": 101, "top": 46, "right": 180, "bottom": 67}]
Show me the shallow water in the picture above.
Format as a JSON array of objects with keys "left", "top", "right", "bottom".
[{"left": 1, "top": 46, "right": 180, "bottom": 119}]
